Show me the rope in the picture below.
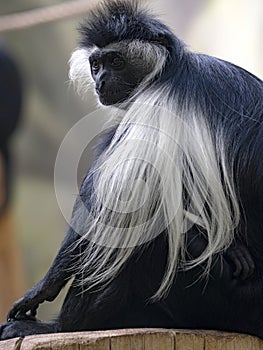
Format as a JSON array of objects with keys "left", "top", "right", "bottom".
[{"left": 0, "top": 0, "right": 98, "bottom": 33}]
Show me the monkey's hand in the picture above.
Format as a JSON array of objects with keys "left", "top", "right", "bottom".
[
  {"left": 225, "top": 242, "right": 255, "bottom": 281},
  {"left": 7, "top": 295, "right": 39, "bottom": 322},
  {"left": 7, "top": 280, "right": 62, "bottom": 322}
]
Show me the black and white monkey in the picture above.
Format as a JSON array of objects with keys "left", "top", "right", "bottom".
[{"left": 1, "top": 0, "right": 263, "bottom": 340}]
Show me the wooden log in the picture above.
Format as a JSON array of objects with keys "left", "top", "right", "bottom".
[{"left": 0, "top": 329, "right": 263, "bottom": 350}]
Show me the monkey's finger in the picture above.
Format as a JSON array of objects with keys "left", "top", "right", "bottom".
[
  {"left": 7, "top": 298, "right": 32, "bottom": 321},
  {"left": 235, "top": 248, "right": 255, "bottom": 280},
  {"left": 232, "top": 257, "right": 242, "bottom": 278},
  {"left": 240, "top": 256, "right": 251, "bottom": 280},
  {"left": 7, "top": 309, "right": 25, "bottom": 322},
  {"left": 241, "top": 257, "right": 255, "bottom": 280},
  {"left": 245, "top": 253, "right": 255, "bottom": 278},
  {"left": 29, "top": 306, "right": 38, "bottom": 318}
]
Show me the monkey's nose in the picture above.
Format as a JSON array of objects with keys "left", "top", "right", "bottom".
[{"left": 96, "top": 80, "right": 105, "bottom": 93}]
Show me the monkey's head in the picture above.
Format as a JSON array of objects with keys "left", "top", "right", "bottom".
[
  {"left": 69, "top": 0, "right": 183, "bottom": 106},
  {"left": 88, "top": 41, "right": 163, "bottom": 105}
]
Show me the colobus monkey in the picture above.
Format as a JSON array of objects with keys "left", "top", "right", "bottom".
[{"left": 1, "top": 0, "right": 263, "bottom": 340}]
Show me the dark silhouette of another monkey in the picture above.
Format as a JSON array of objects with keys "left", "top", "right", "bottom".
[{"left": 0, "top": 46, "right": 25, "bottom": 322}]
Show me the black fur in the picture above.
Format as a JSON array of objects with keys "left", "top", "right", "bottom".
[
  {"left": 1, "top": 0, "right": 263, "bottom": 341},
  {"left": 79, "top": 0, "right": 181, "bottom": 54}
]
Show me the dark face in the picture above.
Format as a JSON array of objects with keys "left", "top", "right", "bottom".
[{"left": 89, "top": 49, "right": 146, "bottom": 105}]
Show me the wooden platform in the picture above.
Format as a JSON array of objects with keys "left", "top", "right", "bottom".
[{"left": 0, "top": 328, "right": 263, "bottom": 350}]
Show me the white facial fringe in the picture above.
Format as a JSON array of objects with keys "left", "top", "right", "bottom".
[
  {"left": 68, "top": 47, "right": 97, "bottom": 96},
  {"left": 69, "top": 45, "right": 240, "bottom": 299}
]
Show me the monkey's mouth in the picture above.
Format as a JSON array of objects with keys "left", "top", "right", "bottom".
[{"left": 97, "top": 89, "right": 132, "bottom": 106}]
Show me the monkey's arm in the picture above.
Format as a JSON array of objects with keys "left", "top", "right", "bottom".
[
  {"left": 7, "top": 227, "right": 81, "bottom": 321},
  {"left": 6, "top": 129, "right": 116, "bottom": 323}
]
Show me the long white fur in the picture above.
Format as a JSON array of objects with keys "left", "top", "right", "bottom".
[
  {"left": 69, "top": 41, "right": 240, "bottom": 298},
  {"left": 69, "top": 46, "right": 97, "bottom": 96}
]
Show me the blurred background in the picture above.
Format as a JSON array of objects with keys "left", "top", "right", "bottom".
[{"left": 0, "top": 0, "right": 262, "bottom": 322}]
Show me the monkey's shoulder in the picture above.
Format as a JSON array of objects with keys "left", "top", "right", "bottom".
[{"left": 92, "top": 126, "right": 117, "bottom": 158}]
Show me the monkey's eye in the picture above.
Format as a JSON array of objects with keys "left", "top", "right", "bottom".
[
  {"left": 91, "top": 60, "right": 101, "bottom": 71},
  {"left": 111, "top": 57, "right": 124, "bottom": 68}
]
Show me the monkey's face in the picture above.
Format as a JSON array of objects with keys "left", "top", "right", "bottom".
[{"left": 89, "top": 48, "right": 148, "bottom": 105}]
